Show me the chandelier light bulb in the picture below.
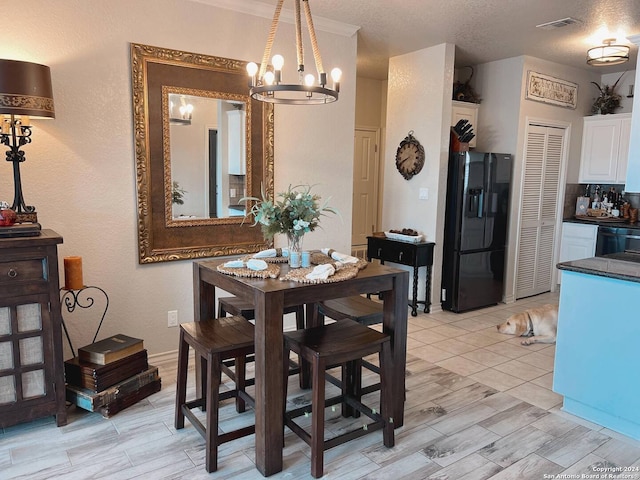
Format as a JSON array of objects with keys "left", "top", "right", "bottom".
[
  {"left": 246, "top": 62, "right": 258, "bottom": 77},
  {"left": 331, "top": 68, "right": 342, "bottom": 83},
  {"left": 304, "top": 74, "right": 316, "bottom": 86},
  {"left": 272, "top": 54, "right": 284, "bottom": 71},
  {"left": 264, "top": 71, "right": 275, "bottom": 85}
]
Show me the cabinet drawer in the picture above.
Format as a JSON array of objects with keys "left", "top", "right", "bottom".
[
  {"left": 0, "top": 258, "right": 46, "bottom": 286},
  {"left": 368, "top": 237, "right": 416, "bottom": 266}
]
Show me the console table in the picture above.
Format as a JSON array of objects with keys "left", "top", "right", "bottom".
[
  {"left": 367, "top": 233, "right": 435, "bottom": 316},
  {"left": 0, "top": 229, "right": 67, "bottom": 428}
]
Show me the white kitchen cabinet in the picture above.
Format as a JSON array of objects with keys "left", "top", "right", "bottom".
[
  {"left": 578, "top": 113, "right": 631, "bottom": 183},
  {"left": 557, "top": 222, "right": 597, "bottom": 284},
  {"left": 451, "top": 100, "right": 479, "bottom": 148},
  {"left": 226, "top": 109, "right": 246, "bottom": 175}
]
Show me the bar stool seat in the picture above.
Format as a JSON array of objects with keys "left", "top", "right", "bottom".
[
  {"left": 283, "top": 319, "right": 394, "bottom": 478},
  {"left": 175, "top": 315, "right": 256, "bottom": 473},
  {"left": 317, "top": 295, "right": 384, "bottom": 400}
]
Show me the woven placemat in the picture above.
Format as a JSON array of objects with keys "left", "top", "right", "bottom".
[
  {"left": 310, "top": 252, "right": 368, "bottom": 270},
  {"left": 217, "top": 263, "right": 280, "bottom": 279},
  {"left": 281, "top": 265, "right": 359, "bottom": 284}
]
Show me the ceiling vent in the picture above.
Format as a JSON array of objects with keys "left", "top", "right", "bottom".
[{"left": 536, "top": 17, "right": 581, "bottom": 30}]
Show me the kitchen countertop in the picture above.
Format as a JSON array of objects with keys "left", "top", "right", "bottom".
[
  {"left": 563, "top": 217, "right": 640, "bottom": 230},
  {"left": 557, "top": 252, "right": 640, "bottom": 283}
]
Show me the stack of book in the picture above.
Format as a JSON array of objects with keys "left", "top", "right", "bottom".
[{"left": 64, "top": 334, "right": 161, "bottom": 418}]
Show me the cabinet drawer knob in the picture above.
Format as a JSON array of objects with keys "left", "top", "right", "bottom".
[
  {"left": 377, "top": 248, "right": 382, "bottom": 257},
  {"left": 8, "top": 268, "right": 18, "bottom": 278},
  {"left": 399, "top": 251, "right": 403, "bottom": 261}
]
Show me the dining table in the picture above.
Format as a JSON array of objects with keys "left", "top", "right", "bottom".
[{"left": 193, "top": 259, "right": 409, "bottom": 477}]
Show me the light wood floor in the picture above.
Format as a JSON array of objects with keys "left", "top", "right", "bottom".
[{"left": 2, "top": 292, "right": 640, "bottom": 479}]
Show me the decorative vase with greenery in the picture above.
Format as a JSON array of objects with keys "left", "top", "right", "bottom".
[
  {"left": 242, "top": 184, "right": 338, "bottom": 265},
  {"left": 591, "top": 73, "right": 624, "bottom": 115}
]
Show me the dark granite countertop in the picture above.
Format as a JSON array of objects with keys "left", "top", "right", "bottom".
[
  {"left": 557, "top": 252, "right": 640, "bottom": 283},
  {"left": 563, "top": 217, "right": 640, "bottom": 230}
]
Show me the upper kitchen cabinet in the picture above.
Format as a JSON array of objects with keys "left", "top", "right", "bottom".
[
  {"left": 227, "top": 109, "right": 246, "bottom": 175},
  {"left": 451, "top": 101, "right": 479, "bottom": 148},
  {"left": 578, "top": 113, "right": 631, "bottom": 184}
]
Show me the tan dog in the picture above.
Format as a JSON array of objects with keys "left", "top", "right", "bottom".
[{"left": 496, "top": 304, "right": 558, "bottom": 345}]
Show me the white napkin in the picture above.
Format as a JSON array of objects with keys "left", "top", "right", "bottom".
[
  {"left": 321, "top": 248, "right": 359, "bottom": 265},
  {"left": 223, "top": 260, "right": 245, "bottom": 268},
  {"left": 246, "top": 259, "right": 268, "bottom": 271},
  {"left": 253, "top": 247, "right": 290, "bottom": 258},
  {"left": 305, "top": 263, "right": 335, "bottom": 280},
  {"left": 253, "top": 248, "right": 277, "bottom": 258}
]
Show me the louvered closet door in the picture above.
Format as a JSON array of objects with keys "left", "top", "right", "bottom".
[{"left": 516, "top": 125, "right": 565, "bottom": 298}]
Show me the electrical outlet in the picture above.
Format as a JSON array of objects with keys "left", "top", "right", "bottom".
[
  {"left": 419, "top": 188, "right": 429, "bottom": 200},
  {"left": 168, "top": 310, "right": 178, "bottom": 327}
]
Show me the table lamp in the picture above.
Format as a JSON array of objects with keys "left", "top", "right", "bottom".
[{"left": 0, "top": 59, "right": 55, "bottom": 224}]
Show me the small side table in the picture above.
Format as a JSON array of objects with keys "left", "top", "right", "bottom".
[{"left": 367, "top": 233, "right": 435, "bottom": 316}]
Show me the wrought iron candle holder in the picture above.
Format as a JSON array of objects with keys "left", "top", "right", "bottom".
[{"left": 59, "top": 285, "right": 109, "bottom": 358}]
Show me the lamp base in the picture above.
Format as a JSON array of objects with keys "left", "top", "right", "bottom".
[{"left": 16, "top": 212, "right": 38, "bottom": 224}]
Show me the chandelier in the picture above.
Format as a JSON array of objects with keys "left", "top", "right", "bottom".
[
  {"left": 587, "top": 38, "right": 630, "bottom": 66},
  {"left": 247, "top": 0, "right": 341, "bottom": 105}
]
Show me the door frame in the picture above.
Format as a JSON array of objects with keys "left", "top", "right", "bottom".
[{"left": 509, "top": 117, "right": 571, "bottom": 301}]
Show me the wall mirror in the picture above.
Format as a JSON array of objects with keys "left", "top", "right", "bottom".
[{"left": 131, "top": 43, "right": 273, "bottom": 263}]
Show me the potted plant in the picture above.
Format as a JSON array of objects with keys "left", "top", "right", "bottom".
[{"left": 591, "top": 73, "right": 624, "bottom": 115}]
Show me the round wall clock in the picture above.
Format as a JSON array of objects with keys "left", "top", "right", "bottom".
[{"left": 395, "top": 131, "right": 425, "bottom": 180}]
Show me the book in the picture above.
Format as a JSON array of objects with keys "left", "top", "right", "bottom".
[
  {"left": 98, "top": 379, "right": 162, "bottom": 418},
  {"left": 66, "top": 366, "right": 160, "bottom": 412},
  {"left": 78, "top": 334, "right": 144, "bottom": 365},
  {"left": 65, "top": 350, "right": 149, "bottom": 392}
]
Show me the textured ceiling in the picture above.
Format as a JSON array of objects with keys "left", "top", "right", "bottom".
[{"left": 198, "top": 0, "right": 640, "bottom": 79}]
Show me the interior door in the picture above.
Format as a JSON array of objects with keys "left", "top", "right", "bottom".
[
  {"left": 516, "top": 124, "right": 565, "bottom": 298},
  {"left": 352, "top": 127, "right": 380, "bottom": 247}
]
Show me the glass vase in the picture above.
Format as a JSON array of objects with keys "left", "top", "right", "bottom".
[{"left": 287, "top": 233, "right": 303, "bottom": 268}]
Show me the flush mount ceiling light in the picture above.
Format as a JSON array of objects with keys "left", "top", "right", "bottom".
[
  {"left": 587, "top": 38, "right": 630, "bottom": 66},
  {"left": 247, "top": 0, "right": 341, "bottom": 105}
]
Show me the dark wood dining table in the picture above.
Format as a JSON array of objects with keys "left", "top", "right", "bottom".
[{"left": 193, "top": 259, "right": 409, "bottom": 476}]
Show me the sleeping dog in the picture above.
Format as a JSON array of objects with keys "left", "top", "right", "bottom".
[{"left": 496, "top": 304, "right": 558, "bottom": 345}]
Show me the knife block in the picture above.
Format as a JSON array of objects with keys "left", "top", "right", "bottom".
[{"left": 450, "top": 129, "right": 469, "bottom": 153}]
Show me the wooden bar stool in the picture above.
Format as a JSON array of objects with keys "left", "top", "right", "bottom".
[
  {"left": 175, "top": 315, "right": 256, "bottom": 473},
  {"left": 218, "top": 296, "right": 306, "bottom": 384},
  {"left": 283, "top": 319, "right": 394, "bottom": 478},
  {"left": 317, "top": 295, "right": 384, "bottom": 407}
]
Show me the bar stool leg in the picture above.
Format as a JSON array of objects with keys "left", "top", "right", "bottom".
[
  {"left": 381, "top": 342, "right": 394, "bottom": 448},
  {"left": 205, "top": 351, "right": 222, "bottom": 473},
  {"left": 175, "top": 330, "right": 189, "bottom": 430},
  {"left": 235, "top": 355, "right": 247, "bottom": 413},
  {"left": 311, "top": 357, "right": 326, "bottom": 479}
]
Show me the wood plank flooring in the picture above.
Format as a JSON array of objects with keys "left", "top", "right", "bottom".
[{"left": 2, "top": 292, "right": 640, "bottom": 479}]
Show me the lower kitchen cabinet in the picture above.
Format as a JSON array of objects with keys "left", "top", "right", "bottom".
[{"left": 557, "top": 222, "right": 597, "bottom": 284}]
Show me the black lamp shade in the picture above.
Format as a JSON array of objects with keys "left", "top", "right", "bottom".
[{"left": 0, "top": 59, "right": 55, "bottom": 118}]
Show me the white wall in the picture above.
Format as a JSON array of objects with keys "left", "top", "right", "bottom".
[
  {"left": 384, "top": 43, "right": 455, "bottom": 308},
  {"left": 0, "top": 0, "right": 357, "bottom": 356}
]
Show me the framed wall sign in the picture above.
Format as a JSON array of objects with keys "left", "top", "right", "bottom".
[{"left": 525, "top": 71, "right": 578, "bottom": 109}]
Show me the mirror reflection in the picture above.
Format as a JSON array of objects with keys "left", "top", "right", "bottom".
[{"left": 164, "top": 90, "right": 248, "bottom": 222}]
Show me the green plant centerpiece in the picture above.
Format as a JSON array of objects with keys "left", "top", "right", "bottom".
[
  {"left": 171, "top": 181, "right": 187, "bottom": 205},
  {"left": 591, "top": 73, "right": 624, "bottom": 115},
  {"left": 242, "top": 184, "right": 338, "bottom": 265}
]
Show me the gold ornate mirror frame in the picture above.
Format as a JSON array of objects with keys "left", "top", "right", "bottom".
[{"left": 131, "top": 43, "right": 274, "bottom": 263}]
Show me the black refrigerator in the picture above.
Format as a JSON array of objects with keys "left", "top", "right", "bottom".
[{"left": 441, "top": 151, "right": 512, "bottom": 312}]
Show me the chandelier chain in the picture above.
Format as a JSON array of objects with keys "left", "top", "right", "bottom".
[
  {"left": 295, "top": 0, "right": 304, "bottom": 69},
  {"left": 302, "top": 0, "right": 325, "bottom": 76},
  {"left": 258, "top": 0, "right": 284, "bottom": 80}
]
